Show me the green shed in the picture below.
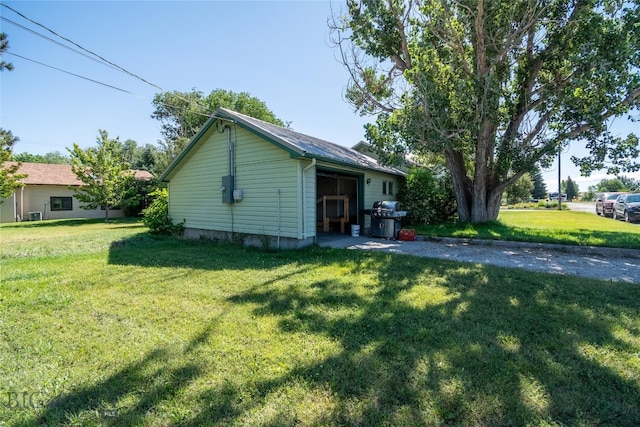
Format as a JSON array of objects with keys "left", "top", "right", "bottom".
[{"left": 160, "top": 108, "right": 404, "bottom": 248}]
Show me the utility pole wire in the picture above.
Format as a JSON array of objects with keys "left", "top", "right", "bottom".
[
  {"left": 1, "top": 16, "right": 123, "bottom": 73},
  {"left": 2, "top": 3, "right": 227, "bottom": 132},
  {"left": 1, "top": 2, "right": 165, "bottom": 92},
  {"left": 5, "top": 52, "right": 133, "bottom": 94}
]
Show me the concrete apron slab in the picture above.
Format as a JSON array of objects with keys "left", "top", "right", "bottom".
[{"left": 316, "top": 234, "right": 640, "bottom": 284}]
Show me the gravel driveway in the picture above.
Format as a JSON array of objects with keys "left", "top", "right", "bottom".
[{"left": 318, "top": 235, "right": 640, "bottom": 284}]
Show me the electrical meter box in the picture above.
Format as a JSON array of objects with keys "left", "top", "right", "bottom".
[{"left": 222, "top": 175, "right": 234, "bottom": 204}]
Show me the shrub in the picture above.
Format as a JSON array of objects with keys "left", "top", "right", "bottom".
[
  {"left": 505, "top": 173, "right": 534, "bottom": 204},
  {"left": 398, "top": 167, "right": 456, "bottom": 225},
  {"left": 141, "top": 189, "right": 184, "bottom": 235}
]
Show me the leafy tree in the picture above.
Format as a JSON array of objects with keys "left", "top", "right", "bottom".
[
  {"left": 0, "top": 129, "right": 26, "bottom": 202},
  {"left": 331, "top": 0, "right": 640, "bottom": 223},
  {"left": 12, "top": 151, "right": 70, "bottom": 164},
  {"left": 67, "top": 130, "right": 135, "bottom": 222},
  {"left": 121, "top": 139, "right": 141, "bottom": 167},
  {"left": 595, "top": 178, "right": 628, "bottom": 192},
  {"left": 617, "top": 175, "right": 640, "bottom": 192},
  {"left": 505, "top": 173, "right": 534, "bottom": 205},
  {"left": 138, "top": 144, "right": 161, "bottom": 173},
  {"left": 0, "top": 32, "right": 13, "bottom": 71},
  {"left": 530, "top": 166, "right": 548, "bottom": 200},
  {"left": 582, "top": 189, "right": 596, "bottom": 202},
  {"left": 561, "top": 176, "right": 579, "bottom": 201},
  {"left": 594, "top": 175, "right": 640, "bottom": 192},
  {"left": 151, "top": 89, "right": 284, "bottom": 173},
  {"left": 119, "top": 174, "right": 157, "bottom": 217},
  {"left": 120, "top": 139, "right": 158, "bottom": 173}
]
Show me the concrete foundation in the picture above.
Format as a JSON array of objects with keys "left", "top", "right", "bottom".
[{"left": 182, "top": 227, "right": 315, "bottom": 249}]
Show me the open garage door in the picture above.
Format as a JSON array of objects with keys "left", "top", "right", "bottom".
[{"left": 316, "top": 171, "right": 359, "bottom": 234}]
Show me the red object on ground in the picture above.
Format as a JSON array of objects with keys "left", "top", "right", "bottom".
[{"left": 398, "top": 229, "right": 416, "bottom": 241}]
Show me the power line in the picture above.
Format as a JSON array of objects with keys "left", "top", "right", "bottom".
[
  {"left": 1, "top": 2, "right": 165, "bottom": 92},
  {"left": 1, "top": 4, "right": 222, "bottom": 127},
  {"left": 0, "top": 16, "right": 122, "bottom": 73},
  {"left": 5, "top": 52, "right": 133, "bottom": 94}
]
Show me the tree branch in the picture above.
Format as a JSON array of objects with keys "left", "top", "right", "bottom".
[
  {"left": 387, "top": 0, "right": 412, "bottom": 71},
  {"left": 558, "top": 86, "right": 640, "bottom": 141}
]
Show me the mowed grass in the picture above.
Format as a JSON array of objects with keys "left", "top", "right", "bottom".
[
  {"left": 1, "top": 219, "right": 639, "bottom": 426},
  {"left": 414, "top": 210, "right": 640, "bottom": 249}
]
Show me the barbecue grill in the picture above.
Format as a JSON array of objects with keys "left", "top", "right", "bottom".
[{"left": 364, "top": 201, "right": 407, "bottom": 239}]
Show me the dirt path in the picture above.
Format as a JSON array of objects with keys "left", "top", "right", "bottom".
[{"left": 318, "top": 235, "right": 640, "bottom": 284}]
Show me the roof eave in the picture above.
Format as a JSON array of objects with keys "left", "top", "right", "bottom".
[{"left": 301, "top": 152, "right": 405, "bottom": 176}]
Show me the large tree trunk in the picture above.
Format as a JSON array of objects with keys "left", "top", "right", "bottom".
[
  {"left": 486, "top": 189, "right": 503, "bottom": 221},
  {"left": 467, "top": 181, "right": 503, "bottom": 223},
  {"left": 444, "top": 147, "right": 472, "bottom": 222},
  {"left": 446, "top": 146, "right": 503, "bottom": 224}
]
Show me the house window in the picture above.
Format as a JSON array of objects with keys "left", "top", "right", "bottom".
[
  {"left": 50, "top": 197, "right": 72, "bottom": 211},
  {"left": 383, "top": 181, "right": 394, "bottom": 196}
]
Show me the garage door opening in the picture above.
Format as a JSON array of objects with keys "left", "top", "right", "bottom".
[{"left": 316, "top": 171, "right": 359, "bottom": 234}]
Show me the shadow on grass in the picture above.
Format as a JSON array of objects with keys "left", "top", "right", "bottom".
[
  {"left": 20, "top": 239, "right": 640, "bottom": 425},
  {"left": 107, "top": 233, "right": 306, "bottom": 272},
  {"left": 14, "top": 327, "right": 235, "bottom": 427},
  {"left": 0, "top": 217, "right": 143, "bottom": 229},
  {"left": 210, "top": 256, "right": 640, "bottom": 425}
]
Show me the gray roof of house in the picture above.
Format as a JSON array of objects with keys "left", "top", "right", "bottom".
[{"left": 160, "top": 108, "right": 404, "bottom": 181}]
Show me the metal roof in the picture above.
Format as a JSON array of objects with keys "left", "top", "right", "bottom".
[
  {"left": 218, "top": 108, "right": 403, "bottom": 175},
  {"left": 160, "top": 109, "right": 404, "bottom": 181}
]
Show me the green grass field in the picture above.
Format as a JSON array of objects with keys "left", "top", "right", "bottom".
[
  {"left": 414, "top": 210, "right": 640, "bottom": 249},
  {"left": 1, "top": 218, "right": 639, "bottom": 426}
]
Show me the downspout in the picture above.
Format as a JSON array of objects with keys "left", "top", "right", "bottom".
[
  {"left": 301, "top": 158, "right": 316, "bottom": 239},
  {"left": 226, "top": 125, "right": 233, "bottom": 177},
  {"left": 12, "top": 190, "right": 16, "bottom": 221},
  {"left": 20, "top": 184, "right": 24, "bottom": 221},
  {"left": 226, "top": 125, "right": 235, "bottom": 236}
]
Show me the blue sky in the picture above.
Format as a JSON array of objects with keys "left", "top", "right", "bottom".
[{"left": 1, "top": 1, "right": 638, "bottom": 190}]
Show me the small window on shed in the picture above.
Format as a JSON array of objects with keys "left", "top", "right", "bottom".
[{"left": 383, "top": 181, "right": 394, "bottom": 196}]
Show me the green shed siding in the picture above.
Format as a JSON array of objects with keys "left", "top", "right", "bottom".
[
  {"left": 232, "top": 141, "right": 299, "bottom": 238},
  {"left": 163, "top": 109, "right": 405, "bottom": 245},
  {"left": 168, "top": 125, "right": 301, "bottom": 238}
]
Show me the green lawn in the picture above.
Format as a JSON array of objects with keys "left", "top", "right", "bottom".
[
  {"left": 1, "top": 219, "right": 639, "bottom": 426},
  {"left": 414, "top": 210, "right": 640, "bottom": 249}
]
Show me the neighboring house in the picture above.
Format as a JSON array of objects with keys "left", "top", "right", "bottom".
[
  {"left": 160, "top": 108, "right": 405, "bottom": 248},
  {"left": 0, "top": 162, "right": 153, "bottom": 223}
]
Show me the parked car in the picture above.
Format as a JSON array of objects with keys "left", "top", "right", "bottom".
[
  {"left": 549, "top": 192, "right": 567, "bottom": 202},
  {"left": 596, "top": 192, "right": 626, "bottom": 217},
  {"left": 612, "top": 193, "right": 640, "bottom": 223}
]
